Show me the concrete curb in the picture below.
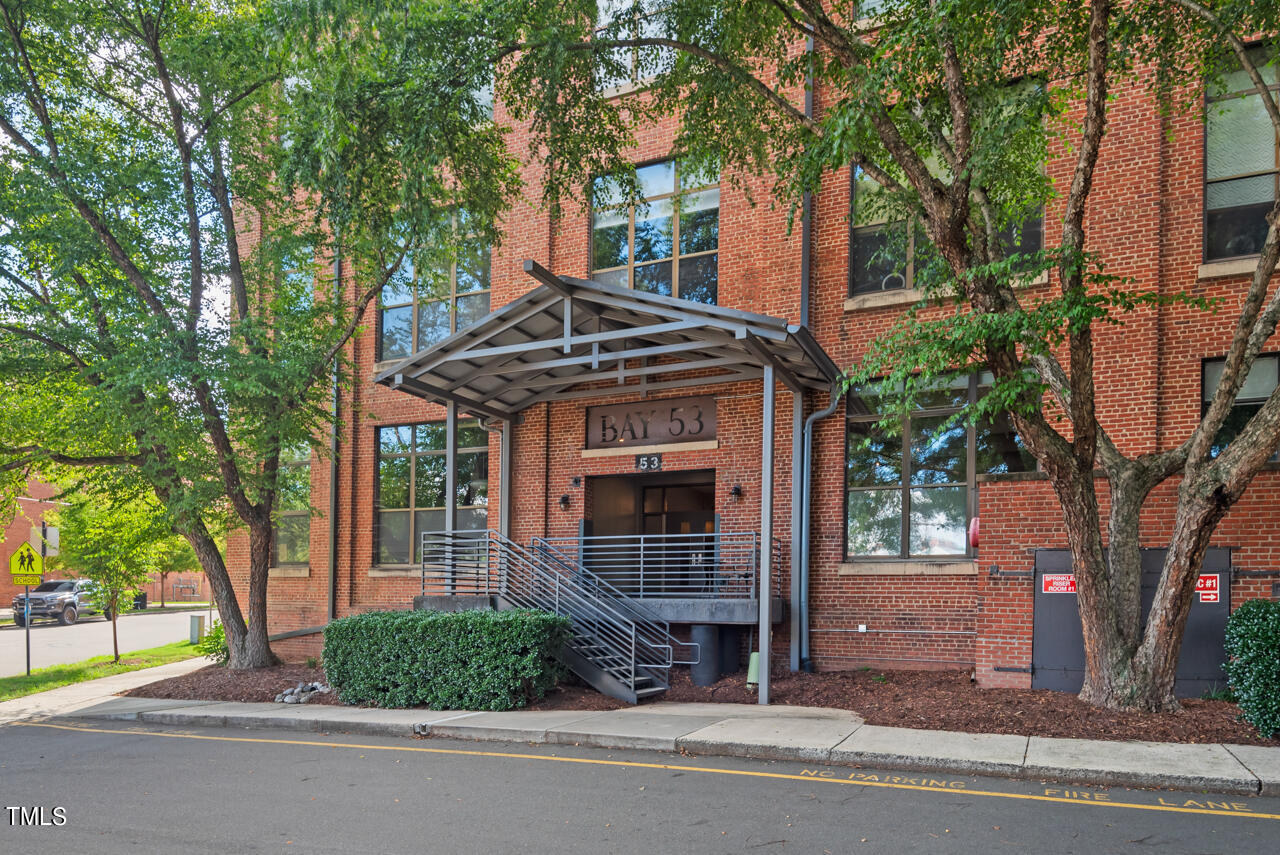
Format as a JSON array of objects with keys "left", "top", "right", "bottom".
[{"left": 54, "top": 698, "right": 1277, "bottom": 797}]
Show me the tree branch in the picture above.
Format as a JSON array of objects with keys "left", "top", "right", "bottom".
[
  {"left": 0, "top": 444, "right": 143, "bottom": 471},
  {"left": 568, "top": 36, "right": 821, "bottom": 134}
]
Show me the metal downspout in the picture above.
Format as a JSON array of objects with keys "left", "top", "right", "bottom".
[
  {"left": 328, "top": 250, "right": 342, "bottom": 622},
  {"left": 790, "top": 33, "right": 817, "bottom": 670},
  {"left": 800, "top": 381, "right": 843, "bottom": 671}
]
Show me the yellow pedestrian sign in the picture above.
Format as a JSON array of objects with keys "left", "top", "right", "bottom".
[{"left": 10, "top": 542, "right": 43, "bottom": 579}]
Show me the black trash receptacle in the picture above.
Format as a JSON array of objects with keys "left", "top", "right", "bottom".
[{"left": 132, "top": 591, "right": 148, "bottom": 610}]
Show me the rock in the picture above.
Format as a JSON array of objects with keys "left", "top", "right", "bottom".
[{"left": 283, "top": 694, "right": 301, "bottom": 704}]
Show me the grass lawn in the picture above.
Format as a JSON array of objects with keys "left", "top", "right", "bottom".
[{"left": 0, "top": 640, "right": 202, "bottom": 703}]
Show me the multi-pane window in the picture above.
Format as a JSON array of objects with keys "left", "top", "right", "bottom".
[
  {"left": 855, "top": 0, "right": 891, "bottom": 20},
  {"left": 272, "top": 448, "right": 311, "bottom": 566},
  {"left": 594, "top": 1, "right": 671, "bottom": 92},
  {"left": 1205, "top": 47, "right": 1279, "bottom": 262},
  {"left": 849, "top": 169, "right": 1043, "bottom": 295},
  {"left": 379, "top": 241, "right": 491, "bottom": 361},
  {"left": 845, "top": 372, "right": 1035, "bottom": 559},
  {"left": 591, "top": 160, "right": 719, "bottom": 303},
  {"left": 1203, "top": 355, "right": 1279, "bottom": 458},
  {"left": 375, "top": 420, "right": 490, "bottom": 565}
]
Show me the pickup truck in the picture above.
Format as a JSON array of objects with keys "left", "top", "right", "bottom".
[{"left": 11, "top": 579, "right": 109, "bottom": 626}]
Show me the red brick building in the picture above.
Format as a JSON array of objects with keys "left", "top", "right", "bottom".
[{"left": 230, "top": 42, "right": 1280, "bottom": 700}]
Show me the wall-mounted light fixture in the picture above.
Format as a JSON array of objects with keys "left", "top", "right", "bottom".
[
  {"left": 559, "top": 494, "right": 571, "bottom": 510},
  {"left": 730, "top": 484, "right": 744, "bottom": 501}
]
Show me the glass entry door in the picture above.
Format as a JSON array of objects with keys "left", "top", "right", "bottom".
[{"left": 585, "top": 471, "right": 716, "bottom": 596}]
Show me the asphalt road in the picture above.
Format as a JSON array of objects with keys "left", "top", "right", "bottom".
[
  {"left": 0, "top": 720, "right": 1276, "bottom": 853},
  {"left": 0, "top": 610, "right": 214, "bottom": 677}
]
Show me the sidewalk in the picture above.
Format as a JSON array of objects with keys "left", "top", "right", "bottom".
[
  {"left": 13, "top": 669, "right": 1276, "bottom": 797},
  {"left": 0, "top": 657, "right": 211, "bottom": 724}
]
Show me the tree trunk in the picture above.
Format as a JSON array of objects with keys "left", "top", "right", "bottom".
[
  {"left": 1049, "top": 469, "right": 1137, "bottom": 708},
  {"left": 159, "top": 571, "right": 167, "bottom": 608},
  {"left": 111, "top": 594, "right": 119, "bottom": 663},
  {"left": 1065, "top": 469, "right": 1228, "bottom": 712},
  {"left": 233, "top": 519, "right": 279, "bottom": 670},
  {"left": 176, "top": 516, "right": 253, "bottom": 667},
  {"left": 1133, "top": 488, "right": 1230, "bottom": 710}
]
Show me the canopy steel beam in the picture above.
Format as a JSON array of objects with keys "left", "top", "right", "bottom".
[
  {"left": 441, "top": 319, "right": 706, "bottom": 363},
  {"left": 390, "top": 374, "right": 515, "bottom": 423},
  {"left": 518, "top": 356, "right": 745, "bottom": 390},
  {"left": 518, "top": 369, "right": 763, "bottom": 406},
  {"left": 738, "top": 329, "right": 803, "bottom": 393},
  {"left": 460, "top": 338, "right": 733, "bottom": 381}
]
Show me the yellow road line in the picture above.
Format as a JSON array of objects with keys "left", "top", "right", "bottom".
[{"left": 10, "top": 720, "right": 1278, "bottom": 822}]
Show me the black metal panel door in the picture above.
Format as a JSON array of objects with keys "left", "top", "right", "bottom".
[{"left": 1031, "top": 548, "right": 1231, "bottom": 696}]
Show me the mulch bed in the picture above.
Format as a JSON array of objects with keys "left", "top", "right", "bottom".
[
  {"left": 127, "top": 663, "right": 345, "bottom": 706},
  {"left": 126, "top": 663, "right": 1277, "bottom": 746}
]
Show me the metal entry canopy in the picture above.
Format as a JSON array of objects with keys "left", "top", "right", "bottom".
[
  {"left": 376, "top": 260, "right": 842, "bottom": 706},
  {"left": 373, "top": 260, "right": 840, "bottom": 419}
]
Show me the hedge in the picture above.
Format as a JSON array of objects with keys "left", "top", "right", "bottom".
[
  {"left": 322, "top": 609, "right": 571, "bottom": 710},
  {"left": 1224, "top": 598, "right": 1280, "bottom": 738}
]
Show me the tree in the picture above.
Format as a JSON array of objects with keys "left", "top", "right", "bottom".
[
  {"left": 325, "top": 0, "right": 1280, "bottom": 710},
  {"left": 149, "top": 528, "right": 199, "bottom": 608},
  {"left": 48, "top": 495, "right": 156, "bottom": 662},
  {"left": 0, "top": 1, "right": 517, "bottom": 666}
]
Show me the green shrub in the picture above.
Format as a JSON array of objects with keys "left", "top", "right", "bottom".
[
  {"left": 1224, "top": 599, "right": 1280, "bottom": 738},
  {"left": 322, "top": 609, "right": 570, "bottom": 710},
  {"left": 196, "top": 619, "right": 229, "bottom": 665}
]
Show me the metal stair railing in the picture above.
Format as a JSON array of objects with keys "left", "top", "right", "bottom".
[
  {"left": 539, "top": 532, "right": 762, "bottom": 599},
  {"left": 420, "top": 530, "right": 682, "bottom": 698},
  {"left": 531, "top": 537, "right": 700, "bottom": 667}
]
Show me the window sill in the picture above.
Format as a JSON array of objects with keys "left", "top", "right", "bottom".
[
  {"left": 844, "top": 273, "right": 1049, "bottom": 313},
  {"left": 268, "top": 566, "right": 310, "bottom": 579},
  {"left": 599, "top": 77, "right": 654, "bottom": 100},
  {"left": 368, "top": 566, "right": 420, "bottom": 578},
  {"left": 976, "top": 470, "right": 1047, "bottom": 483},
  {"left": 844, "top": 288, "right": 925, "bottom": 312},
  {"left": 1198, "top": 257, "right": 1261, "bottom": 280},
  {"left": 839, "top": 560, "right": 978, "bottom": 577}
]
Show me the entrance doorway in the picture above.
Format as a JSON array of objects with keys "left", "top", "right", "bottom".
[
  {"left": 588, "top": 470, "right": 716, "bottom": 539},
  {"left": 584, "top": 470, "right": 716, "bottom": 595}
]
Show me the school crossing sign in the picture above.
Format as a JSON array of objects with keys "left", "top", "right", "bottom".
[{"left": 9, "top": 542, "right": 43, "bottom": 586}]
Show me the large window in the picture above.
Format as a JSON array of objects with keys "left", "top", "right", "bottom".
[
  {"left": 272, "top": 448, "right": 311, "bottom": 566},
  {"left": 849, "top": 168, "right": 1043, "bottom": 296},
  {"left": 379, "top": 242, "right": 491, "bottom": 361},
  {"left": 1203, "top": 355, "right": 1279, "bottom": 457},
  {"left": 594, "top": 1, "right": 671, "bottom": 92},
  {"left": 1205, "top": 47, "right": 1279, "bottom": 262},
  {"left": 375, "top": 420, "right": 489, "bottom": 565},
  {"left": 845, "top": 373, "right": 1035, "bottom": 559},
  {"left": 591, "top": 160, "right": 719, "bottom": 303}
]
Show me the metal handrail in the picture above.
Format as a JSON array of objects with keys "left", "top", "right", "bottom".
[
  {"left": 419, "top": 530, "right": 680, "bottom": 692},
  {"left": 539, "top": 532, "right": 763, "bottom": 600},
  {"left": 532, "top": 538, "right": 700, "bottom": 666}
]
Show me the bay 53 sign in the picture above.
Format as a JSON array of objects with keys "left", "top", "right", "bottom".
[{"left": 587, "top": 396, "right": 716, "bottom": 450}]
